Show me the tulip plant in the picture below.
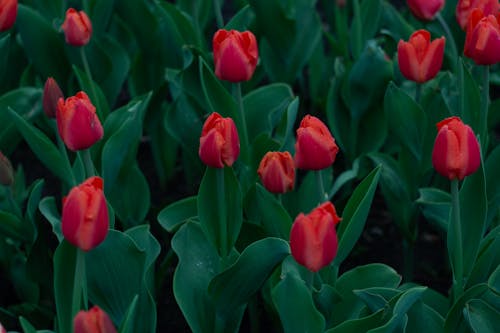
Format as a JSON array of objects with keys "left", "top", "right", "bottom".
[{"left": 0, "top": 0, "right": 499, "bottom": 333}]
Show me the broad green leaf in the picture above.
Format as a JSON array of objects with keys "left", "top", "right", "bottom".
[
  {"left": 53, "top": 241, "right": 78, "bottom": 333},
  {"left": 488, "top": 264, "right": 500, "bottom": 293},
  {"left": 353, "top": 289, "right": 390, "bottom": 312},
  {"left": 416, "top": 188, "right": 450, "bottom": 232},
  {"left": 225, "top": 5, "right": 255, "bottom": 31},
  {"left": 0, "top": 211, "right": 31, "bottom": 243},
  {"left": 19, "top": 316, "right": 37, "bottom": 333},
  {"left": 463, "top": 299, "right": 499, "bottom": 333},
  {"left": 337, "top": 264, "right": 402, "bottom": 297},
  {"left": 360, "top": 0, "right": 382, "bottom": 42},
  {"left": 38, "top": 196, "right": 62, "bottom": 242},
  {"left": 485, "top": 145, "right": 500, "bottom": 227},
  {"left": 158, "top": 196, "right": 198, "bottom": 232},
  {"left": 325, "top": 309, "right": 386, "bottom": 333},
  {"left": 255, "top": 184, "right": 292, "bottom": 239},
  {"left": 73, "top": 65, "right": 110, "bottom": 121},
  {"left": 467, "top": 226, "right": 500, "bottom": 288},
  {"left": 405, "top": 301, "right": 444, "bottom": 333},
  {"left": 444, "top": 283, "right": 489, "bottom": 333},
  {"left": 118, "top": 295, "right": 139, "bottom": 333},
  {"left": 25, "top": 179, "right": 44, "bottom": 232}
]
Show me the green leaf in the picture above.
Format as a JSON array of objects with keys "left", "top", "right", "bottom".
[
  {"left": 444, "top": 283, "right": 489, "bottom": 333},
  {"left": 38, "top": 196, "right": 62, "bottom": 242},
  {"left": 416, "top": 188, "right": 450, "bottom": 232},
  {"left": 19, "top": 316, "right": 37, "bottom": 333},
  {"left": 0, "top": 211, "right": 31, "bottom": 243},
  {"left": 353, "top": 289, "right": 391, "bottom": 312},
  {"left": 485, "top": 145, "right": 500, "bottom": 227},
  {"left": 225, "top": 5, "right": 255, "bottom": 31},
  {"left": 25, "top": 179, "right": 44, "bottom": 231},
  {"left": 158, "top": 196, "right": 198, "bottom": 232},
  {"left": 337, "top": 264, "right": 402, "bottom": 297},
  {"left": 488, "top": 263, "right": 500, "bottom": 293},
  {"left": 73, "top": 65, "right": 110, "bottom": 121},
  {"left": 467, "top": 226, "right": 500, "bottom": 288},
  {"left": 325, "top": 309, "right": 386, "bottom": 333},
  {"left": 118, "top": 295, "right": 139, "bottom": 333},
  {"left": 254, "top": 184, "right": 292, "bottom": 239},
  {"left": 334, "top": 166, "right": 381, "bottom": 267},
  {"left": 405, "top": 301, "right": 445, "bottom": 333},
  {"left": 463, "top": 299, "right": 500, "bottom": 333},
  {"left": 360, "top": 0, "right": 382, "bottom": 42},
  {"left": 53, "top": 241, "right": 78, "bottom": 333}
]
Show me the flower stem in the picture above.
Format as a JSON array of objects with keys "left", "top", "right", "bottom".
[
  {"left": 7, "top": 186, "right": 22, "bottom": 219},
  {"left": 72, "top": 248, "right": 88, "bottom": 319},
  {"left": 415, "top": 83, "right": 422, "bottom": 104},
  {"left": 53, "top": 120, "right": 77, "bottom": 186},
  {"left": 450, "top": 179, "right": 463, "bottom": 301},
  {"left": 216, "top": 168, "right": 228, "bottom": 257},
  {"left": 81, "top": 149, "right": 95, "bottom": 178},
  {"left": 233, "top": 82, "right": 250, "bottom": 164},
  {"left": 402, "top": 239, "right": 414, "bottom": 282},
  {"left": 213, "top": 0, "right": 224, "bottom": 28},
  {"left": 315, "top": 170, "right": 326, "bottom": 203},
  {"left": 480, "top": 65, "right": 490, "bottom": 150},
  {"left": 436, "top": 13, "right": 458, "bottom": 71},
  {"left": 80, "top": 47, "right": 101, "bottom": 119}
]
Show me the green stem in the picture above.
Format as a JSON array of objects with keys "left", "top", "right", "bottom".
[
  {"left": 248, "top": 296, "right": 260, "bottom": 333},
  {"left": 216, "top": 168, "right": 228, "bottom": 257},
  {"left": 330, "top": 264, "right": 339, "bottom": 286},
  {"left": 305, "top": 270, "right": 314, "bottom": 291},
  {"left": 351, "top": 0, "right": 362, "bottom": 59},
  {"left": 72, "top": 249, "right": 87, "bottom": 319},
  {"left": 53, "top": 120, "right": 77, "bottom": 186},
  {"left": 415, "top": 83, "right": 422, "bottom": 105},
  {"left": 436, "top": 13, "right": 458, "bottom": 71},
  {"left": 80, "top": 47, "right": 101, "bottom": 119},
  {"left": 450, "top": 179, "right": 463, "bottom": 300},
  {"left": 81, "top": 149, "right": 95, "bottom": 178},
  {"left": 457, "top": 58, "right": 465, "bottom": 117},
  {"left": 334, "top": 1, "right": 349, "bottom": 59},
  {"left": 233, "top": 83, "right": 250, "bottom": 164},
  {"left": 315, "top": 170, "right": 326, "bottom": 204},
  {"left": 7, "top": 187, "right": 23, "bottom": 219},
  {"left": 480, "top": 65, "right": 490, "bottom": 150},
  {"left": 213, "top": 0, "right": 224, "bottom": 28},
  {"left": 402, "top": 239, "right": 414, "bottom": 282}
]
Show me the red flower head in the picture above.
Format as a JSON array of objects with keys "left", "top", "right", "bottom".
[
  {"left": 432, "top": 117, "right": 481, "bottom": 180},
  {"left": 290, "top": 202, "right": 342, "bottom": 272},
  {"left": 62, "top": 177, "right": 109, "bottom": 251},
  {"left": 61, "top": 8, "right": 92, "bottom": 46},
  {"left": 199, "top": 112, "right": 240, "bottom": 168},
  {"left": 0, "top": 321, "right": 6, "bottom": 333},
  {"left": 464, "top": 8, "right": 500, "bottom": 65},
  {"left": 213, "top": 29, "right": 258, "bottom": 82},
  {"left": 74, "top": 305, "right": 117, "bottom": 333},
  {"left": 57, "top": 91, "right": 103, "bottom": 151},
  {"left": 43, "top": 77, "right": 64, "bottom": 119},
  {"left": 294, "top": 115, "right": 339, "bottom": 170},
  {"left": 407, "top": 0, "right": 444, "bottom": 21},
  {"left": 0, "top": 0, "right": 17, "bottom": 31},
  {"left": 257, "top": 151, "right": 295, "bottom": 194},
  {"left": 456, "top": 0, "right": 500, "bottom": 30},
  {"left": 397, "top": 29, "right": 445, "bottom": 83}
]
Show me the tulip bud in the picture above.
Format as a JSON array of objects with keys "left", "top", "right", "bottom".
[
  {"left": 290, "top": 202, "right": 342, "bottom": 272},
  {"left": 62, "top": 177, "right": 109, "bottom": 251},
  {"left": 464, "top": 8, "right": 500, "bottom": 65},
  {"left": 57, "top": 91, "right": 103, "bottom": 151},
  {"left": 456, "top": 0, "right": 500, "bottom": 30},
  {"left": 43, "top": 77, "right": 64, "bottom": 118},
  {"left": 257, "top": 151, "right": 295, "bottom": 194},
  {"left": 294, "top": 115, "right": 339, "bottom": 170},
  {"left": 0, "top": 151, "right": 14, "bottom": 186},
  {"left": 61, "top": 8, "right": 92, "bottom": 46},
  {"left": 199, "top": 112, "right": 240, "bottom": 168},
  {"left": 74, "top": 305, "right": 117, "bottom": 333},
  {"left": 397, "top": 29, "right": 445, "bottom": 83},
  {"left": 213, "top": 29, "right": 259, "bottom": 82},
  {"left": 432, "top": 117, "right": 481, "bottom": 181},
  {"left": 407, "top": 0, "right": 444, "bottom": 21},
  {"left": 0, "top": 0, "right": 17, "bottom": 32}
]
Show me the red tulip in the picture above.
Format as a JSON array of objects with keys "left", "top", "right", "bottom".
[
  {"left": 213, "top": 29, "right": 258, "bottom": 82},
  {"left": 407, "top": 0, "right": 444, "bottom": 21},
  {"left": 199, "top": 112, "right": 240, "bottom": 168},
  {"left": 464, "top": 8, "right": 500, "bottom": 65},
  {"left": 61, "top": 8, "right": 92, "bottom": 46},
  {"left": 74, "top": 305, "right": 116, "bottom": 333},
  {"left": 0, "top": 151, "right": 13, "bottom": 186},
  {"left": 432, "top": 117, "right": 481, "bottom": 180},
  {"left": 57, "top": 91, "right": 103, "bottom": 151},
  {"left": 62, "top": 177, "right": 109, "bottom": 251},
  {"left": 456, "top": 0, "right": 500, "bottom": 30},
  {"left": 257, "top": 151, "right": 295, "bottom": 194},
  {"left": 0, "top": 0, "right": 17, "bottom": 31},
  {"left": 294, "top": 115, "right": 339, "bottom": 170},
  {"left": 397, "top": 29, "right": 445, "bottom": 83},
  {"left": 290, "top": 202, "right": 342, "bottom": 272},
  {"left": 0, "top": 321, "right": 6, "bottom": 333},
  {"left": 43, "top": 77, "right": 64, "bottom": 119}
]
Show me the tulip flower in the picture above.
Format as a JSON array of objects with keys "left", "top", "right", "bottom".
[
  {"left": 294, "top": 115, "right": 339, "bottom": 170},
  {"left": 397, "top": 30, "right": 445, "bottom": 83},
  {"left": 213, "top": 29, "right": 258, "bottom": 82},
  {"left": 407, "top": 0, "right": 444, "bottom": 21},
  {"left": 199, "top": 112, "right": 240, "bottom": 168},
  {"left": 62, "top": 177, "right": 109, "bottom": 251},
  {"left": 0, "top": 151, "right": 13, "bottom": 186},
  {"left": 0, "top": 321, "right": 6, "bottom": 333},
  {"left": 0, "top": 0, "right": 17, "bottom": 31},
  {"left": 57, "top": 91, "right": 103, "bottom": 151},
  {"left": 290, "top": 202, "right": 342, "bottom": 272},
  {"left": 432, "top": 117, "right": 481, "bottom": 180},
  {"left": 257, "top": 151, "right": 295, "bottom": 194},
  {"left": 463, "top": 8, "right": 500, "bottom": 65},
  {"left": 456, "top": 0, "right": 500, "bottom": 30},
  {"left": 74, "top": 305, "right": 117, "bottom": 333},
  {"left": 43, "top": 77, "right": 64, "bottom": 119},
  {"left": 61, "top": 8, "right": 92, "bottom": 46}
]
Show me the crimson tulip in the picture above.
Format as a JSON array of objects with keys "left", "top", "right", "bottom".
[
  {"left": 407, "top": 0, "right": 444, "bottom": 21},
  {"left": 257, "top": 151, "right": 295, "bottom": 194},
  {"left": 456, "top": 0, "right": 500, "bottom": 30},
  {"left": 0, "top": 0, "right": 17, "bottom": 31},
  {"left": 397, "top": 30, "right": 445, "bottom": 83},
  {"left": 294, "top": 115, "right": 339, "bottom": 170},
  {"left": 432, "top": 117, "right": 481, "bottom": 180},
  {"left": 290, "top": 202, "right": 342, "bottom": 272},
  {"left": 62, "top": 177, "right": 109, "bottom": 251},
  {"left": 57, "top": 91, "right": 103, "bottom": 151},
  {"left": 213, "top": 29, "right": 258, "bottom": 82},
  {"left": 464, "top": 8, "right": 500, "bottom": 65},
  {"left": 43, "top": 77, "right": 64, "bottom": 119},
  {"left": 73, "top": 305, "right": 116, "bottom": 333},
  {"left": 61, "top": 8, "right": 92, "bottom": 46},
  {"left": 199, "top": 112, "right": 240, "bottom": 168}
]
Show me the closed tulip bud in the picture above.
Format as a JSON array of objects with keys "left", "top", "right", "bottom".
[
  {"left": 407, "top": 0, "right": 444, "bottom": 21},
  {"left": 456, "top": 0, "right": 500, "bottom": 30},
  {"left": 0, "top": 151, "right": 14, "bottom": 186},
  {"left": 0, "top": 0, "right": 17, "bottom": 31},
  {"left": 257, "top": 151, "right": 295, "bottom": 194},
  {"left": 294, "top": 115, "right": 339, "bottom": 170},
  {"left": 213, "top": 29, "right": 258, "bottom": 82},
  {"left": 61, "top": 8, "right": 92, "bottom": 46},
  {"left": 0, "top": 321, "right": 6, "bottom": 333},
  {"left": 57, "top": 91, "right": 103, "bottom": 151},
  {"left": 74, "top": 305, "right": 116, "bottom": 333},
  {"left": 62, "top": 177, "right": 109, "bottom": 251},
  {"left": 464, "top": 8, "right": 500, "bottom": 65},
  {"left": 397, "top": 29, "right": 445, "bottom": 83},
  {"left": 432, "top": 117, "right": 481, "bottom": 181},
  {"left": 199, "top": 112, "right": 240, "bottom": 168},
  {"left": 290, "top": 202, "right": 342, "bottom": 272},
  {"left": 43, "top": 77, "right": 64, "bottom": 119}
]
